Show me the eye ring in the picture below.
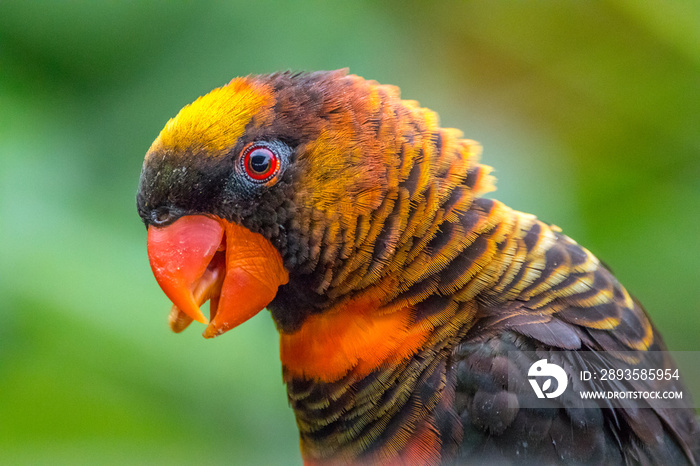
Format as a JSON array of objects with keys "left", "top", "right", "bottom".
[{"left": 240, "top": 144, "right": 280, "bottom": 183}]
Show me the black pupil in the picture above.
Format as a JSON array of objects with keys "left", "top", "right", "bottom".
[{"left": 249, "top": 149, "right": 271, "bottom": 174}]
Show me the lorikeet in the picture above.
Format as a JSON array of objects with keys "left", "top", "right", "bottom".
[{"left": 137, "top": 70, "right": 698, "bottom": 465}]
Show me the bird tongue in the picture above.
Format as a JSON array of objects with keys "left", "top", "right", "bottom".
[{"left": 146, "top": 215, "right": 289, "bottom": 338}]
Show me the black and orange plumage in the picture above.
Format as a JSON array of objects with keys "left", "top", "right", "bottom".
[{"left": 137, "top": 70, "right": 698, "bottom": 465}]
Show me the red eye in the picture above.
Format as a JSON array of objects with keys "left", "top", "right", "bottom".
[{"left": 242, "top": 145, "right": 279, "bottom": 182}]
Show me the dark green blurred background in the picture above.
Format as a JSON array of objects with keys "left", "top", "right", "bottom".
[{"left": 1, "top": 1, "right": 698, "bottom": 464}]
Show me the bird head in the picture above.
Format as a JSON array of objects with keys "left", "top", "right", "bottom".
[{"left": 137, "top": 69, "right": 488, "bottom": 340}]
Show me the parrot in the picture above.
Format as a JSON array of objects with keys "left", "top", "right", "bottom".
[{"left": 136, "top": 70, "right": 699, "bottom": 465}]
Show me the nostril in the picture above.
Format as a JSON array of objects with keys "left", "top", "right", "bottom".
[{"left": 151, "top": 206, "right": 175, "bottom": 226}]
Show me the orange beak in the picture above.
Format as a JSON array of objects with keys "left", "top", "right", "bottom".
[{"left": 146, "top": 215, "right": 289, "bottom": 338}]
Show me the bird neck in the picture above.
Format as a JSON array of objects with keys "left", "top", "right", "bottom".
[
  {"left": 276, "top": 199, "right": 525, "bottom": 463},
  {"left": 277, "top": 196, "right": 515, "bottom": 383}
]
